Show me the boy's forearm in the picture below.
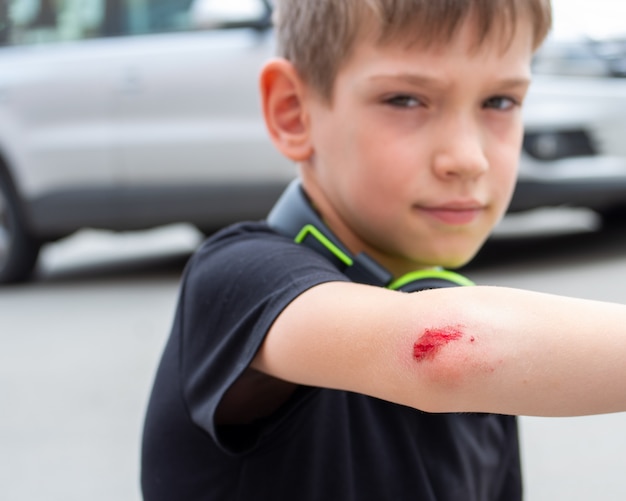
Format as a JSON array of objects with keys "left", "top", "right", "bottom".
[
  {"left": 395, "top": 286, "right": 626, "bottom": 416},
  {"left": 256, "top": 282, "right": 626, "bottom": 417}
]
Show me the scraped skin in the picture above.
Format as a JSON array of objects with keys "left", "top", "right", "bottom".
[{"left": 413, "top": 326, "right": 466, "bottom": 362}]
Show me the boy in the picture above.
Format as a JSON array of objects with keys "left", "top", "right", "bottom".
[{"left": 142, "top": 1, "right": 626, "bottom": 499}]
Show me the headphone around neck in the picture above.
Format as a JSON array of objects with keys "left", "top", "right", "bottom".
[{"left": 267, "top": 180, "right": 474, "bottom": 293}]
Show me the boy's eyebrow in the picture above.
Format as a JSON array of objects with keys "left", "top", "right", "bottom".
[
  {"left": 368, "top": 73, "right": 531, "bottom": 90},
  {"left": 492, "top": 77, "right": 532, "bottom": 89}
]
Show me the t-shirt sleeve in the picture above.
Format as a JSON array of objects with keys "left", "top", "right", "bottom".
[{"left": 177, "top": 224, "right": 347, "bottom": 452}]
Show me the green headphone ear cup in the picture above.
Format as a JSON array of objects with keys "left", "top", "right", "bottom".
[{"left": 388, "top": 269, "right": 474, "bottom": 292}]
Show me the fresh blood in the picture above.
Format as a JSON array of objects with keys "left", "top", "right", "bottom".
[{"left": 413, "top": 326, "right": 464, "bottom": 362}]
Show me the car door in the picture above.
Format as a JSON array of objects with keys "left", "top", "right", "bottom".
[
  {"left": 0, "top": 0, "right": 120, "bottom": 234},
  {"left": 109, "top": 0, "right": 293, "bottom": 229}
]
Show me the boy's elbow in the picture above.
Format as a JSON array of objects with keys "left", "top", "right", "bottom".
[{"left": 397, "top": 345, "right": 500, "bottom": 414}]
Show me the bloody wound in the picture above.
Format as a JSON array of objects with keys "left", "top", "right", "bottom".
[{"left": 413, "top": 326, "right": 464, "bottom": 362}]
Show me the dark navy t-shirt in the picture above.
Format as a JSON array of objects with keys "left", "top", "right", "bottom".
[{"left": 141, "top": 221, "right": 522, "bottom": 500}]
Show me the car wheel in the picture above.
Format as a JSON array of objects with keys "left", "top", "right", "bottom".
[{"left": 0, "top": 173, "right": 41, "bottom": 284}]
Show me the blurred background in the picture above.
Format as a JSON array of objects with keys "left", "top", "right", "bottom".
[{"left": 1, "top": 1, "right": 626, "bottom": 500}]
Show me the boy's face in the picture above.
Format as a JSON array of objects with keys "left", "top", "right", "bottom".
[{"left": 299, "top": 18, "right": 534, "bottom": 275}]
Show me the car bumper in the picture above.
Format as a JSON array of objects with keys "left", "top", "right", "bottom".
[{"left": 511, "top": 153, "right": 626, "bottom": 212}]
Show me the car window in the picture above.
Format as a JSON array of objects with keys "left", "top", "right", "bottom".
[
  {"left": 0, "top": 0, "right": 269, "bottom": 47},
  {"left": 5, "top": 0, "right": 108, "bottom": 45}
]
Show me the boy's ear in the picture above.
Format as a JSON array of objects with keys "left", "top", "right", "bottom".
[{"left": 260, "top": 58, "right": 313, "bottom": 162}]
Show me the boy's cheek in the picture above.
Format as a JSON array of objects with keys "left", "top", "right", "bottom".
[
  {"left": 485, "top": 114, "right": 524, "bottom": 147},
  {"left": 488, "top": 142, "right": 523, "bottom": 180}
]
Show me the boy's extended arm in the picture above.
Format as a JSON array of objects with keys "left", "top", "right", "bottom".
[{"left": 252, "top": 282, "right": 626, "bottom": 417}]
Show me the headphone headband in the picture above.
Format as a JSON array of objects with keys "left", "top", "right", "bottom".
[{"left": 267, "top": 180, "right": 473, "bottom": 292}]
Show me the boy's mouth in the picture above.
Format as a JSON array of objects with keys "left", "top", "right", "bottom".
[{"left": 417, "top": 202, "right": 485, "bottom": 226}]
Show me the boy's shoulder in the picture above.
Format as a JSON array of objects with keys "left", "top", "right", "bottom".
[
  {"left": 187, "top": 220, "right": 284, "bottom": 280},
  {"left": 197, "top": 220, "right": 278, "bottom": 252},
  {"left": 185, "top": 220, "right": 347, "bottom": 293}
]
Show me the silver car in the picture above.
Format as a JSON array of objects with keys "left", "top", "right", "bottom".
[
  {"left": 0, "top": 0, "right": 291, "bottom": 284},
  {"left": 2, "top": 0, "right": 626, "bottom": 284}
]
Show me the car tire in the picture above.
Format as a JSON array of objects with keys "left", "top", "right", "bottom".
[{"left": 0, "top": 172, "right": 41, "bottom": 284}]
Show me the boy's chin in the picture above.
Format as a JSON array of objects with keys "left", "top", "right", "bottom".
[
  {"left": 420, "top": 250, "right": 481, "bottom": 270},
  {"left": 389, "top": 239, "right": 488, "bottom": 273},
  {"left": 394, "top": 255, "right": 471, "bottom": 275}
]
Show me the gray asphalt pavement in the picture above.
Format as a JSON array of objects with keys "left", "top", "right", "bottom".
[
  {"left": 2, "top": 212, "right": 626, "bottom": 501},
  {"left": 0, "top": 225, "right": 200, "bottom": 501}
]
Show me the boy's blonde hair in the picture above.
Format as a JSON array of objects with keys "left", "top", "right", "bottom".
[{"left": 273, "top": 0, "right": 552, "bottom": 100}]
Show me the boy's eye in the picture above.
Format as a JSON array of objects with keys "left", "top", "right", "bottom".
[
  {"left": 384, "top": 94, "right": 422, "bottom": 108},
  {"left": 484, "top": 96, "right": 517, "bottom": 111}
]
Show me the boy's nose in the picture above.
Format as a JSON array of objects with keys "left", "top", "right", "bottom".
[{"left": 431, "top": 121, "right": 489, "bottom": 181}]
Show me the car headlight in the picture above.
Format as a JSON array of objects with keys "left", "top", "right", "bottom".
[{"left": 523, "top": 130, "right": 597, "bottom": 161}]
